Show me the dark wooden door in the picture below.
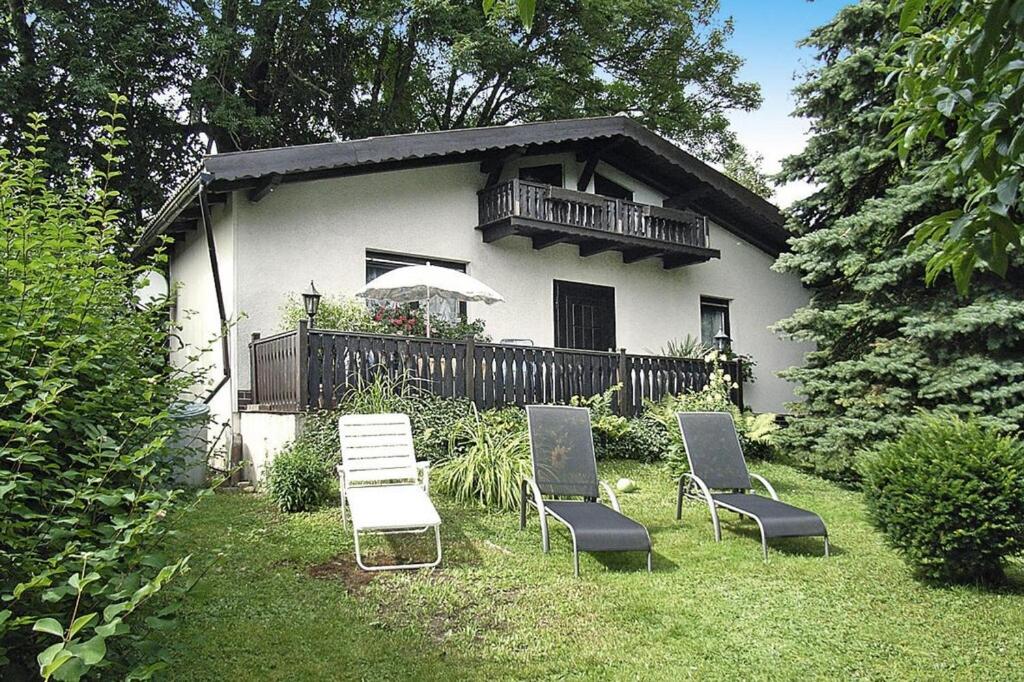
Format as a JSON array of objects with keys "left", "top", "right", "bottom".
[{"left": 554, "top": 280, "right": 616, "bottom": 351}]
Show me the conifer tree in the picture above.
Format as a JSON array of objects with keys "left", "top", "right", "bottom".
[{"left": 774, "top": 1, "right": 1024, "bottom": 481}]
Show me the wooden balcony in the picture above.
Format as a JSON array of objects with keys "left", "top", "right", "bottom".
[{"left": 477, "top": 179, "right": 720, "bottom": 268}]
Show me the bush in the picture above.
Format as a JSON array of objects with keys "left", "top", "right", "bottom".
[
  {"left": 265, "top": 444, "right": 334, "bottom": 513},
  {"left": 279, "top": 293, "right": 388, "bottom": 333},
  {"left": 434, "top": 407, "right": 531, "bottom": 511},
  {"left": 279, "top": 294, "right": 491, "bottom": 341},
  {"left": 860, "top": 412, "right": 1024, "bottom": 584},
  {"left": 406, "top": 393, "right": 476, "bottom": 460},
  {"left": 601, "top": 416, "right": 673, "bottom": 463},
  {"left": 0, "top": 105, "right": 200, "bottom": 677}
]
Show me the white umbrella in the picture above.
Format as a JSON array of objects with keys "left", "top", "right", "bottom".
[{"left": 354, "top": 265, "right": 504, "bottom": 337}]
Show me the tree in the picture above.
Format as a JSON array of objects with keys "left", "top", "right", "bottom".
[
  {"left": 3, "top": 1, "right": 761, "bottom": 237},
  {"left": 722, "top": 143, "right": 773, "bottom": 199},
  {"left": 773, "top": 0, "right": 1024, "bottom": 481},
  {"left": 0, "top": 0, "right": 199, "bottom": 237},
  {"left": 183, "top": 0, "right": 760, "bottom": 161},
  {"left": 889, "top": 0, "right": 1024, "bottom": 292}
]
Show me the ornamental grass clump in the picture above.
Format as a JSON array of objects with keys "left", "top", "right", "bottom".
[
  {"left": 434, "top": 407, "right": 531, "bottom": 511},
  {"left": 860, "top": 412, "right": 1024, "bottom": 585}
]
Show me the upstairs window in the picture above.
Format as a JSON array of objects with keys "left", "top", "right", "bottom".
[
  {"left": 365, "top": 251, "right": 467, "bottom": 321},
  {"left": 700, "top": 296, "right": 731, "bottom": 347},
  {"left": 518, "top": 164, "right": 563, "bottom": 187},
  {"left": 593, "top": 173, "right": 633, "bottom": 201}
]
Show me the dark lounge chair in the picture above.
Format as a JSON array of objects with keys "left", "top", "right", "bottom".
[
  {"left": 675, "top": 412, "right": 829, "bottom": 560},
  {"left": 521, "top": 405, "right": 652, "bottom": 577}
]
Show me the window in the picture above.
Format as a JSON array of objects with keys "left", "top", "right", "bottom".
[
  {"left": 518, "top": 164, "right": 563, "bottom": 187},
  {"left": 365, "top": 251, "right": 467, "bottom": 321},
  {"left": 593, "top": 173, "right": 633, "bottom": 201},
  {"left": 700, "top": 297, "right": 730, "bottom": 346}
]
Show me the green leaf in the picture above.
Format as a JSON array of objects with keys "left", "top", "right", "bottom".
[
  {"left": 517, "top": 0, "right": 536, "bottom": 30},
  {"left": 33, "top": 617, "right": 65, "bottom": 637},
  {"left": 899, "top": 0, "right": 925, "bottom": 31},
  {"left": 68, "top": 635, "right": 106, "bottom": 666},
  {"left": 68, "top": 613, "right": 97, "bottom": 638},
  {"left": 37, "top": 642, "right": 67, "bottom": 669},
  {"left": 994, "top": 175, "right": 1019, "bottom": 206}
]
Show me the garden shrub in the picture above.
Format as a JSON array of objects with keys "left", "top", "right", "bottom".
[
  {"left": 434, "top": 407, "right": 531, "bottom": 511},
  {"left": 860, "top": 412, "right": 1024, "bottom": 584},
  {"left": 0, "top": 105, "right": 201, "bottom": 678},
  {"left": 601, "top": 416, "right": 673, "bottom": 463},
  {"left": 279, "top": 294, "right": 388, "bottom": 333},
  {"left": 264, "top": 443, "right": 334, "bottom": 513},
  {"left": 279, "top": 295, "right": 490, "bottom": 340}
]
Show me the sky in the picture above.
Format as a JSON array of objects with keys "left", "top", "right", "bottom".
[{"left": 716, "top": 0, "right": 852, "bottom": 206}]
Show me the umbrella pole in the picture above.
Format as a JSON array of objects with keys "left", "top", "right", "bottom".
[{"left": 425, "top": 285, "right": 431, "bottom": 338}]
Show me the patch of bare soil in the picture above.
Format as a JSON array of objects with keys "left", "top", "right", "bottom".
[{"left": 305, "top": 554, "right": 377, "bottom": 593}]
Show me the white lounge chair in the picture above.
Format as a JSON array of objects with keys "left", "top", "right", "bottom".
[{"left": 337, "top": 413, "right": 441, "bottom": 572}]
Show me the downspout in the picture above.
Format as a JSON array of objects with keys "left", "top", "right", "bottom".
[{"left": 197, "top": 172, "right": 232, "bottom": 405}]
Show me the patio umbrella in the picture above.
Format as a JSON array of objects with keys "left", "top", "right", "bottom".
[{"left": 354, "top": 265, "right": 504, "bottom": 337}]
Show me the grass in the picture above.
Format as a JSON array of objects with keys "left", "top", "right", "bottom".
[{"left": 156, "top": 461, "right": 1024, "bottom": 680}]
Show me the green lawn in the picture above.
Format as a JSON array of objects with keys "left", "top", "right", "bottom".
[{"left": 157, "top": 461, "right": 1024, "bottom": 681}]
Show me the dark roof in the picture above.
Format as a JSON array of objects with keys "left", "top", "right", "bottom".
[{"left": 136, "top": 116, "right": 788, "bottom": 257}]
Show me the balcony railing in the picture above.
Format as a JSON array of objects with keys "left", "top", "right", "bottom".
[{"left": 478, "top": 179, "right": 711, "bottom": 250}]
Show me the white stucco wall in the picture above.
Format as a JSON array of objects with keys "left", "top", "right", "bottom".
[
  {"left": 222, "top": 154, "right": 810, "bottom": 413},
  {"left": 237, "top": 411, "right": 303, "bottom": 483},
  {"left": 168, "top": 200, "right": 236, "bottom": 433}
]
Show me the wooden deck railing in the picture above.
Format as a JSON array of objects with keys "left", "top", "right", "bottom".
[
  {"left": 248, "top": 324, "right": 742, "bottom": 415},
  {"left": 478, "top": 179, "right": 711, "bottom": 249}
]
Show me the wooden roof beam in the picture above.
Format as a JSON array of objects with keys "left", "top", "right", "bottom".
[
  {"left": 532, "top": 233, "right": 569, "bottom": 250},
  {"left": 248, "top": 173, "right": 282, "bottom": 203},
  {"left": 480, "top": 147, "right": 525, "bottom": 188},
  {"left": 664, "top": 184, "right": 713, "bottom": 210},
  {"left": 578, "top": 241, "right": 617, "bottom": 257}
]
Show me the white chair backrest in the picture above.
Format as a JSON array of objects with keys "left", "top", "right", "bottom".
[{"left": 338, "top": 413, "right": 417, "bottom": 487}]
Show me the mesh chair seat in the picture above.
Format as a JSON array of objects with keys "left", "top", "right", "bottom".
[
  {"left": 711, "top": 494, "right": 826, "bottom": 538},
  {"left": 544, "top": 502, "right": 652, "bottom": 552}
]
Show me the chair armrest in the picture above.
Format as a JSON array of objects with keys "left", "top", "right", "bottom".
[
  {"left": 682, "top": 472, "right": 714, "bottom": 505},
  {"left": 416, "top": 461, "right": 430, "bottom": 492},
  {"left": 749, "top": 473, "right": 779, "bottom": 501},
  {"left": 599, "top": 480, "right": 621, "bottom": 512},
  {"left": 521, "top": 477, "right": 545, "bottom": 514},
  {"left": 336, "top": 464, "right": 346, "bottom": 489}
]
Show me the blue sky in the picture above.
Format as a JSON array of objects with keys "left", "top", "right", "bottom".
[{"left": 716, "top": 0, "right": 852, "bottom": 205}]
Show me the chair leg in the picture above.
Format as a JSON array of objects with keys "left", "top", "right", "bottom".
[
  {"left": 710, "top": 504, "right": 722, "bottom": 542},
  {"left": 519, "top": 481, "right": 527, "bottom": 530},
  {"left": 573, "top": 550, "right": 580, "bottom": 578},
  {"left": 354, "top": 525, "right": 443, "bottom": 572},
  {"left": 760, "top": 529, "right": 769, "bottom": 563},
  {"left": 824, "top": 535, "right": 830, "bottom": 558},
  {"left": 647, "top": 550, "right": 653, "bottom": 573},
  {"left": 675, "top": 477, "right": 685, "bottom": 520},
  {"left": 541, "top": 511, "right": 550, "bottom": 553}
]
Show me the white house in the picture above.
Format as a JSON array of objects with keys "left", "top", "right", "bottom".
[{"left": 137, "top": 117, "right": 809, "bottom": 477}]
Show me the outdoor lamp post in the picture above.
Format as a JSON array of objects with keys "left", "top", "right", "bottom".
[
  {"left": 302, "top": 280, "right": 321, "bottom": 326},
  {"left": 714, "top": 328, "right": 731, "bottom": 353}
]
